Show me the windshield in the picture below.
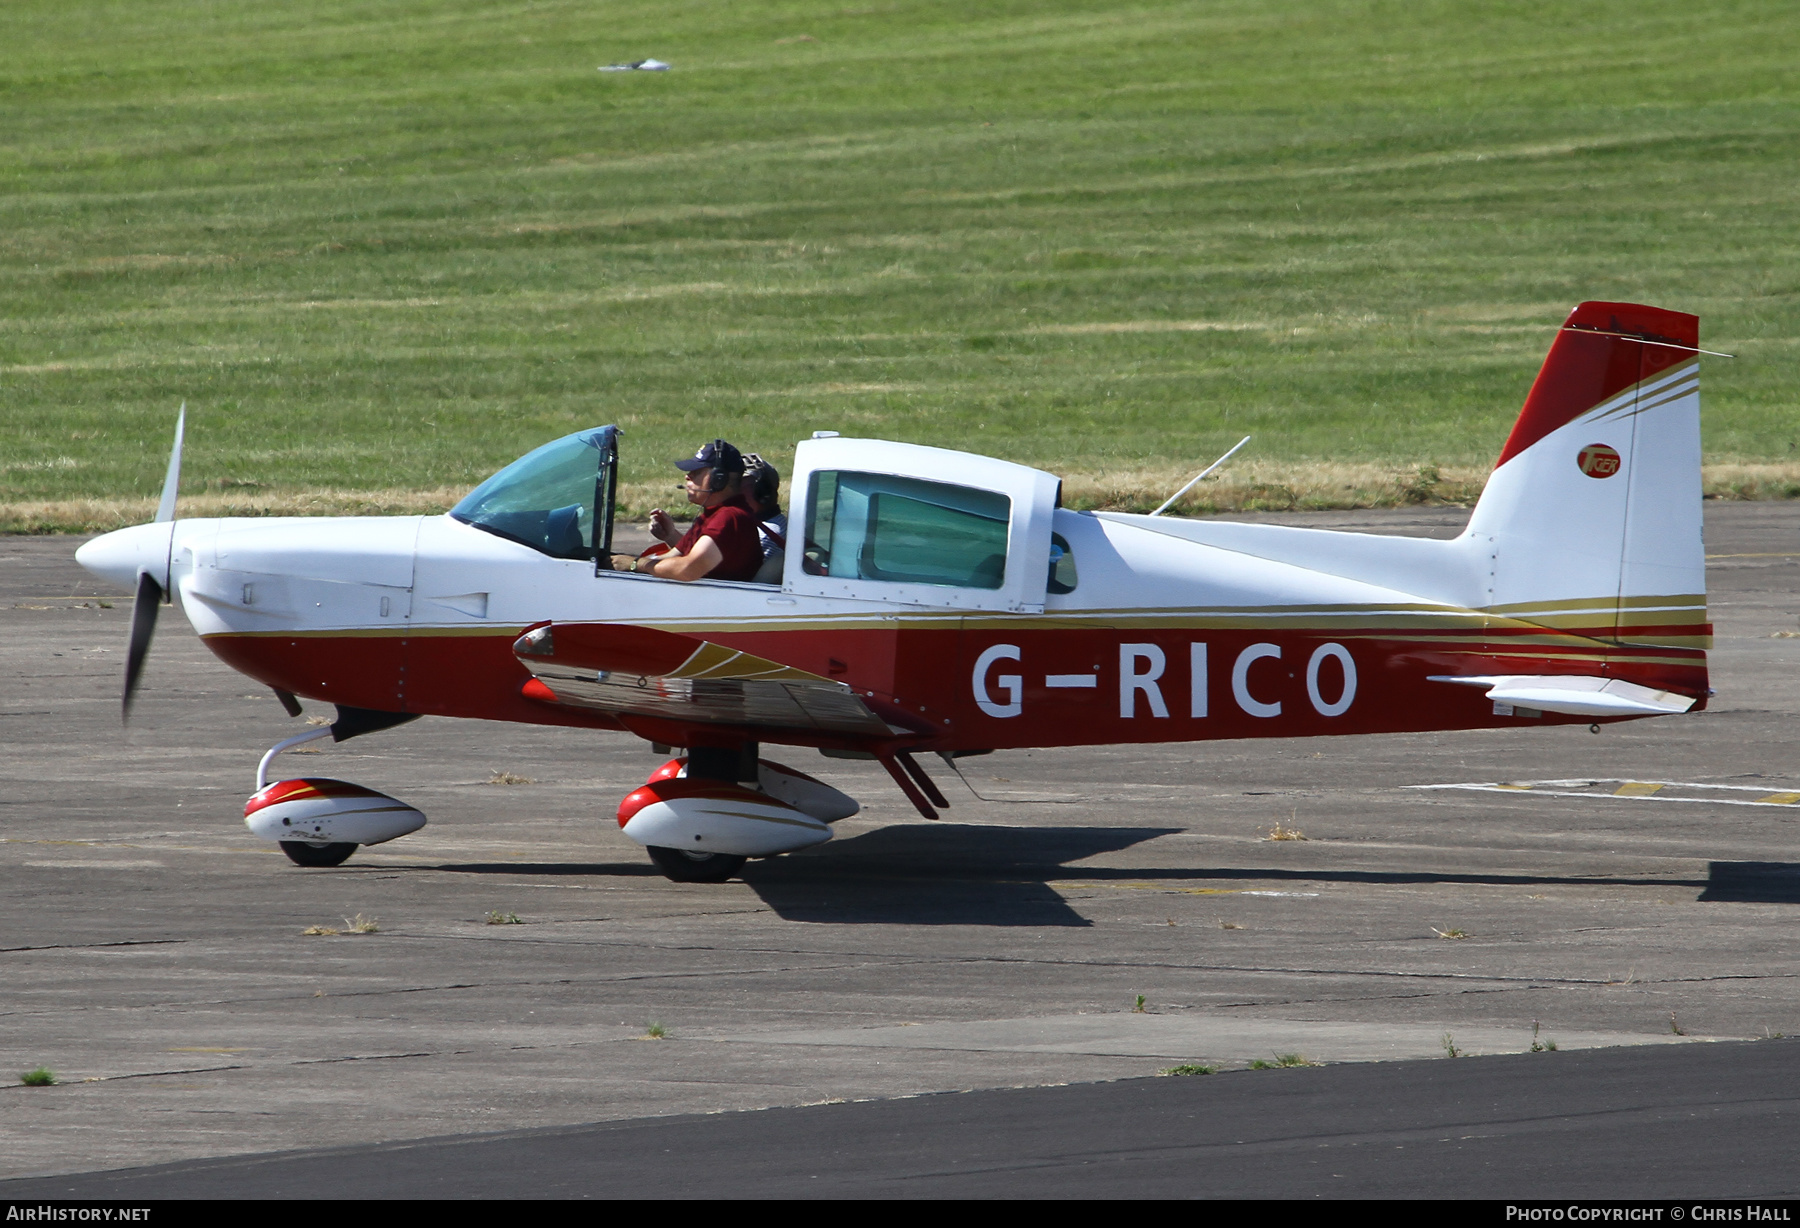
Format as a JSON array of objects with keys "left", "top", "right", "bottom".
[{"left": 451, "top": 426, "right": 617, "bottom": 561}]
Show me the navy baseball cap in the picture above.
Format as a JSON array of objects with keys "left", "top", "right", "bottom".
[{"left": 674, "top": 439, "right": 745, "bottom": 475}]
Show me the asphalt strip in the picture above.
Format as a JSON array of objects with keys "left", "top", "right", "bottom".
[{"left": 6, "top": 1039, "right": 1798, "bottom": 1199}]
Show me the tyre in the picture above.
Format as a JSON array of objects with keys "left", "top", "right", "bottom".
[
  {"left": 280, "top": 841, "right": 358, "bottom": 868},
  {"left": 647, "top": 845, "right": 747, "bottom": 883}
]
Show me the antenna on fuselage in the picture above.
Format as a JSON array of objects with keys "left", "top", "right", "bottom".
[{"left": 1149, "top": 434, "right": 1251, "bottom": 517}]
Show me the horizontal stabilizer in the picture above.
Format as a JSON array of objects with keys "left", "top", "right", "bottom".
[{"left": 1430, "top": 674, "right": 1696, "bottom": 718}]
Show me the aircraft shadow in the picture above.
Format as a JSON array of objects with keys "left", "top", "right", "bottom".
[
  {"left": 741, "top": 824, "right": 1180, "bottom": 927},
  {"left": 405, "top": 848, "right": 1794, "bottom": 911},
  {"left": 1699, "top": 862, "right": 1800, "bottom": 904}
]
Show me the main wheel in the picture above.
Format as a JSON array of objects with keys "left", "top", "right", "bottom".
[
  {"left": 647, "top": 845, "right": 747, "bottom": 883},
  {"left": 280, "top": 841, "right": 358, "bottom": 868}
]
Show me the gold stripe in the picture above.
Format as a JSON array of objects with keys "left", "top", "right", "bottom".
[
  {"left": 1487, "top": 594, "right": 1705, "bottom": 616},
  {"left": 209, "top": 625, "right": 527, "bottom": 640}
]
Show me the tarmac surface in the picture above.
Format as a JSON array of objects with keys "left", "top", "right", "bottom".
[{"left": 3, "top": 502, "right": 1799, "bottom": 1196}]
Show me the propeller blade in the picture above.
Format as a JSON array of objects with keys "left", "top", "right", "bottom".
[
  {"left": 123, "top": 571, "right": 164, "bottom": 721},
  {"left": 155, "top": 404, "right": 184, "bottom": 525}
]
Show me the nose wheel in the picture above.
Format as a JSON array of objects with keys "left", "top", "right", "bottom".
[
  {"left": 646, "top": 846, "right": 746, "bottom": 883},
  {"left": 280, "top": 841, "right": 358, "bottom": 868}
]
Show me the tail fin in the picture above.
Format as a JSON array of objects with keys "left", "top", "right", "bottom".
[{"left": 1467, "top": 302, "right": 1706, "bottom": 653}]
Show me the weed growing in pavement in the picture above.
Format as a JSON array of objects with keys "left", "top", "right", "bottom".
[
  {"left": 1252, "top": 1053, "right": 1317, "bottom": 1070},
  {"left": 1529, "top": 1020, "right": 1558, "bottom": 1053},
  {"left": 643, "top": 1022, "right": 666, "bottom": 1040},
  {"left": 1133, "top": 995, "right": 1147, "bottom": 1013},
  {"left": 20, "top": 1068, "right": 55, "bottom": 1087},
  {"left": 345, "top": 914, "right": 379, "bottom": 934},
  {"left": 301, "top": 925, "right": 340, "bottom": 937},
  {"left": 485, "top": 911, "right": 522, "bottom": 925},
  {"left": 1669, "top": 1011, "right": 1687, "bottom": 1036},
  {"left": 1266, "top": 816, "right": 1307, "bottom": 841},
  {"left": 486, "top": 771, "right": 535, "bottom": 785},
  {"left": 1432, "top": 927, "right": 1469, "bottom": 940},
  {"left": 1219, "top": 921, "right": 1244, "bottom": 930},
  {"left": 1160, "top": 1065, "right": 1214, "bottom": 1077},
  {"left": 1443, "top": 1033, "right": 1461, "bottom": 1058}
]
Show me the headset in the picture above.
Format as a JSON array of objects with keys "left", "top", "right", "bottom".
[{"left": 707, "top": 438, "right": 734, "bottom": 490}]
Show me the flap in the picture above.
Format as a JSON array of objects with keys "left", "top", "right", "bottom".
[{"left": 514, "top": 621, "right": 895, "bottom": 738}]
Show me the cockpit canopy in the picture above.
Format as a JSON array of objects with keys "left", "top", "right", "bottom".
[{"left": 451, "top": 426, "right": 619, "bottom": 561}]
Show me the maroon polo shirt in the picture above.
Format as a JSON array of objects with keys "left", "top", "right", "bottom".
[{"left": 675, "top": 496, "right": 763, "bottom": 582}]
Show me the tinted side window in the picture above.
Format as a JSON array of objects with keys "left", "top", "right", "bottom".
[
  {"left": 1047, "top": 533, "right": 1078, "bottom": 594},
  {"left": 804, "top": 472, "right": 1009, "bottom": 590}
]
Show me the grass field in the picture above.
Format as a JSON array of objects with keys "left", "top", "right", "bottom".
[{"left": 3, "top": 0, "right": 1798, "bottom": 530}]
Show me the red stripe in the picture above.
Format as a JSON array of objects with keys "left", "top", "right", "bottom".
[
  {"left": 1494, "top": 302, "right": 1698, "bottom": 468},
  {"left": 616, "top": 777, "right": 772, "bottom": 827},
  {"left": 245, "top": 777, "right": 383, "bottom": 815}
]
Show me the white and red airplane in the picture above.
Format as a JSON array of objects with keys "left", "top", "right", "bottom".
[{"left": 76, "top": 300, "right": 1711, "bottom": 881}]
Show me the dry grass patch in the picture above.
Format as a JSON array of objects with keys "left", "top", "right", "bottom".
[
  {"left": 1701, "top": 463, "right": 1800, "bottom": 502},
  {"left": 1, "top": 488, "right": 467, "bottom": 534},
  {"left": 1060, "top": 460, "right": 1490, "bottom": 516},
  {"left": 303, "top": 913, "right": 378, "bottom": 936},
  {"left": 14, "top": 465, "right": 1800, "bottom": 536}
]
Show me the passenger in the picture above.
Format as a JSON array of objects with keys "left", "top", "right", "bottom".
[
  {"left": 743, "top": 453, "right": 787, "bottom": 585},
  {"left": 608, "top": 440, "right": 763, "bottom": 582}
]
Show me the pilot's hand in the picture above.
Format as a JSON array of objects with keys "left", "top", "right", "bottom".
[{"left": 648, "top": 508, "right": 679, "bottom": 544}]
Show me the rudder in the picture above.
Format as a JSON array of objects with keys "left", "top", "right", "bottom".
[{"left": 1466, "top": 302, "right": 1706, "bottom": 657}]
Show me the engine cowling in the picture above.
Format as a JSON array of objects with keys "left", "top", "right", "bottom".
[
  {"left": 617, "top": 777, "right": 831, "bottom": 857},
  {"left": 647, "top": 757, "right": 859, "bottom": 823},
  {"left": 245, "top": 778, "right": 427, "bottom": 847}
]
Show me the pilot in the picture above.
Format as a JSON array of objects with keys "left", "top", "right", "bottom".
[
  {"left": 743, "top": 453, "right": 787, "bottom": 584},
  {"left": 609, "top": 439, "right": 764, "bottom": 582}
]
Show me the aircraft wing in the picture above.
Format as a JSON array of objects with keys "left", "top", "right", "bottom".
[{"left": 512, "top": 621, "right": 896, "bottom": 738}]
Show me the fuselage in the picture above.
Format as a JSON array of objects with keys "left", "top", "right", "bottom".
[{"left": 77, "top": 504, "right": 1709, "bottom": 755}]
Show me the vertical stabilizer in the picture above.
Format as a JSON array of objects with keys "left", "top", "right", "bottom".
[{"left": 1466, "top": 302, "right": 1704, "bottom": 651}]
